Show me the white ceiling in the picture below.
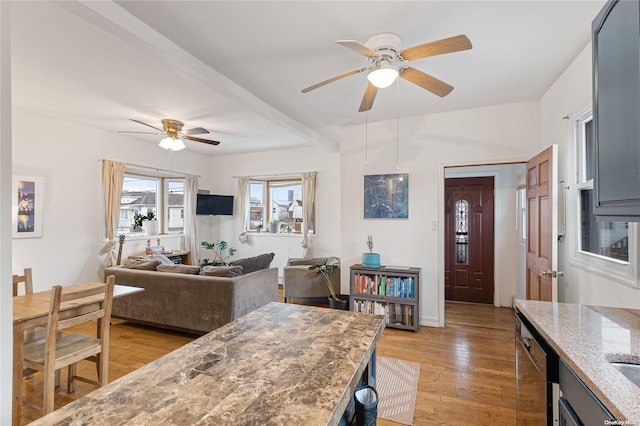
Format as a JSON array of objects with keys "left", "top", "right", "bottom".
[{"left": 10, "top": 1, "right": 605, "bottom": 156}]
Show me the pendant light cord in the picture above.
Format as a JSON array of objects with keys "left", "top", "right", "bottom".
[
  {"left": 396, "top": 78, "right": 400, "bottom": 170},
  {"left": 365, "top": 111, "right": 368, "bottom": 167}
]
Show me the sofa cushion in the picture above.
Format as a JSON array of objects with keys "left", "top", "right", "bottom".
[
  {"left": 122, "top": 259, "right": 162, "bottom": 270},
  {"left": 230, "top": 253, "right": 275, "bottom": 274},
  {"left": 201, "top": 265, "right": 243, "bottom": 277},
  {"left": 157, "top": 264, "right": 201, "bottom": 275},
  {"left": 287, "top": 257, "right": 329, "bottom": 267}
]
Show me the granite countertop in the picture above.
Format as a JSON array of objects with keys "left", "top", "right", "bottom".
[
  {"left": 515, "top": 299, "right": 640, "bottom": 422},
  {"left": 30, "top": 302, "right": 386, "bottom": 426}
]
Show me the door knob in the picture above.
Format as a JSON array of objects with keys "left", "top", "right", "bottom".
[
  {"left": 541, "top": 269, "right": 553, "bottom": 277},
  {"left": 540, "top": 269, "right": 564, "bottom": 278}
]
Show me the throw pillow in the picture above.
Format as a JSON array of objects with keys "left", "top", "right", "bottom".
[
  {"left": 201, "top": 265, "right": 243, "bottom": 277},
  {"left": 122, "top": 259, "right": 162, "bottom": 270},
  {"left": 229, "top": 252, "right": 275, "bottom": 274},
  {"left": 156, "top": 264, "right": 201, "bottom": 275}
]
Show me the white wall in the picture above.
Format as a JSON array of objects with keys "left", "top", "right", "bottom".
[
  {"left": 11, "top": 109, "right": 214, "bottom": 291},
  {"left": 204, "top": 146, "right": 341, "bottom": 282},
  {"left": 0, "top": 2, "right": 13, "bottom": 422},
  {"left": 541, "top": 43, "right": 640, "bottom": 308},
  {"left": 340, "top": 101, "right": 541, "bottom": 326}
]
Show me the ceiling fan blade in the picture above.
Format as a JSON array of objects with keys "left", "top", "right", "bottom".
[
  {"left": 184, "top": 135, "right": 220, "bottom": 146},
  {"left": 336, "top": 40, "right": 381, "bottom": 58},
  {"left": 359, "top": 83, "right": 379, "bottom": 112},
  {"left": 130, "top": 119, "right": 164, "bottom": 132},
  {"left": 118, "top": 131, "right": 162, "bottom": 135},
  {"left": 183, "top": 127, "right": 209, "bottom": 136},
  {"left": 400, "top": 67, "right": 454, "bottom": 97},
  {"left": 400, "top": 35, "right": 472, "bottom": 61},
  {"left": 302, "top": 67, "right": 368, "bottom": 93}
]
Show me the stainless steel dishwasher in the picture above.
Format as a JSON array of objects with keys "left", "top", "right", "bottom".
[{"left": 515, "top": 312, "right": 559, "bottom": 425}]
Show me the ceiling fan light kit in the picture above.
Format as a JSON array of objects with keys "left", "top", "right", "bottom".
[
  {"left": 301, "top": 32, "right": 472, "bottom": 112},
  {"left": 159, "top": 136, "right": 185, "bottom": 151},
  {"left": 367, "top": 61, "right": 399, "bottom": 88}
]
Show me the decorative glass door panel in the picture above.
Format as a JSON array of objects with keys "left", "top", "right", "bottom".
[{"left": 455, "top": 199, "right": 469, "bottom": 264}]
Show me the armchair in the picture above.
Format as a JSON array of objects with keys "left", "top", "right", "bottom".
[{"left": 283, "top": 257, "right": 340, "bottom": 303}]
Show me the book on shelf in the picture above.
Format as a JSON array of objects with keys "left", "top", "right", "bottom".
[
  {"left": 353, "top": 274, "right": 415, "bottom": 299},
  {"left": 352, "top": 299, "right": 414, "bottom": 327}
]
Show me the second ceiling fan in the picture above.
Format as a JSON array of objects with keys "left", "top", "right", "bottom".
[
  {"left": 301, "top": 33, "right": 472, "bottom": 112},
  {"left": 120, "top": 119, "right": 221, "bottom": 151}
]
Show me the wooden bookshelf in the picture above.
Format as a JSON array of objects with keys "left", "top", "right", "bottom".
[{"left": 349, "top": 264, "right": 421, "bottom": 332}]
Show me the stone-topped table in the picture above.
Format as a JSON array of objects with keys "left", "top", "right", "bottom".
[
  {"left": 515, "top": 299, "right": 640, "bottom": 422},
  {"left": 30, "top": 302, "right": 385, "bottom": 425}
]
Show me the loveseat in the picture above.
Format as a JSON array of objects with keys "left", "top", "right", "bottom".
[{"left": 104, "top": 261, "right": 278, "bottom": 334}]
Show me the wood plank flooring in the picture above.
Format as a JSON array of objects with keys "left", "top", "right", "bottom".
[{"left": 19, "top": 301, "right": 516, "bottom": 425}]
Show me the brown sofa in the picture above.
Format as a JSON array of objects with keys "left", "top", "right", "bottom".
[{"left": 104, "top": 266, "right": 278, "bottom": 334}]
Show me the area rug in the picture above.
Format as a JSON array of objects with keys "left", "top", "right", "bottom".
[{"left": 376, "top": 356, "right": 420, "bottom": 425}]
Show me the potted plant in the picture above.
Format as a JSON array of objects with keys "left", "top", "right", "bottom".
[
  {"left": 362, "top": 235, "right": 380, "bottom": 268},
  {"left": 200, "top": 240, "right": 237, "bottom": 266},
  {"left": 132, "top": 211, "right": 156, "bottom": 235},
  {"left": 309, "top": 257, "right": 347, "bottom": 310},
  {"left": 268, "top": 219, "right": 280, "bottom": 233}
]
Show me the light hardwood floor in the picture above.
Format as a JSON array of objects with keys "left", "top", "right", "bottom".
[{"left": 19, "top": 301, "right": 516, "bottom": 425}]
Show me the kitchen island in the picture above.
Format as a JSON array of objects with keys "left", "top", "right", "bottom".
[
  {"left": 516, "top": 299, "right": 640, "bottom": 423},
  {"left": 29, "top": 302, "right": 385, "bottom": 425}
]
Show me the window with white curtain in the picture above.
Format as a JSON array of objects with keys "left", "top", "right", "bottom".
[
  {"left": 246, "top": 177, "right": 315, "bottom": 234},
  {"left": 118, "top": 170, "right": 185, "bottom": 235}
]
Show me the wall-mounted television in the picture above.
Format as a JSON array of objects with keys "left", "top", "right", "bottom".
[{"left": 196, "top": 194, "right": 234, "bottom": 216}]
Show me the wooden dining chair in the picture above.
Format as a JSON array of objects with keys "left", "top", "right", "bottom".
[
  {"left": 12, "top": 268, "right": 34, "bottom": 297},
  {"left": 22, "top": 276, "right": 115, "bottom": 414},
  {"left": 13, "top": 268, "right": 63, "bottom": 387}
]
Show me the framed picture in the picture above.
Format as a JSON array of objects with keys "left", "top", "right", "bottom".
[
  {"left": 12, "top": 175, "right": 45, "bottom": 238},
  {"left": 364, "top": 173, "right": 409, "bottom": 219}
]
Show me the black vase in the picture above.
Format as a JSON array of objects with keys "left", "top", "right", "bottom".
[{"left": 328, "top": 296, "right": 349, "bottom": 310}]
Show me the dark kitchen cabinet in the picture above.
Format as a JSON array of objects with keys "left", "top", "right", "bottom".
[
  {"left": 559, "top": 359, "right": 615, "bottom": 425},
  {"left": 592, "top": 0, "right": 640, "bottom": 220}
]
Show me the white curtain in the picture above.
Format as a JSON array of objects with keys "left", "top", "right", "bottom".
[
  {"left": 100, "top": 160, "right": 125, "bottom": 266},
  {"left": 183, "top": 174, "right": 199, "bottom": 265},
  {"left": 236, "top": 177, "right": 250, "bottom": 244},
  {"left": 301, "top": 171, "right": 317, "bottom": 257}
]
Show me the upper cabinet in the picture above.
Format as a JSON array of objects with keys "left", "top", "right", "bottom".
[{"left": 592, "top": 0, "right": 640, "bottom": 220}]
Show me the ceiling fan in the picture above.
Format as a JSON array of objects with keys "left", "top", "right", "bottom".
[
  {"left": 120, "top": 118, "right": 221, "bottom": 151},
  {"left": 301, "top": 33, "right": 472, "bottom": 112}
]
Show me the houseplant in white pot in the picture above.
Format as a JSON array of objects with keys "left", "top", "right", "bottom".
[{"left": 132, "top": 211, "right": 157, "bottom": 236}]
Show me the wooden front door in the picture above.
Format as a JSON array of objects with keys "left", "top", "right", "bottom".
[
  {"left": 526, "top": 145, "right": 558, "bottom": 302},
  {"left": 445, "top": 177, "right": 495, "bottom": 304}
]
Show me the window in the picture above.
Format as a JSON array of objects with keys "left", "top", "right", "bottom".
[
  {"left": 118, "top": 171, "right": 184, "bottom": 235},
  {"left": 247, "top": 178, "right": 314, "bottom": 234},
  {"left": 575, "top": 113, "right": 628, "bottom": 262}
]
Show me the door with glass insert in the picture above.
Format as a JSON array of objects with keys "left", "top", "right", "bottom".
[{"left": 445, "top": 177, "right": 495, "bottom": 304}]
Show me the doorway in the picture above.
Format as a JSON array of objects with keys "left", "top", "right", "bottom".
[{"left": 444, "top": 176, "right": 495, "bottom": 304}]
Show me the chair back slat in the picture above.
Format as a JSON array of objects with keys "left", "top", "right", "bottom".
[
  {"left": 58, "top": 309, "right": 105, "bottom": 330},
  {"left": 60, "top": 283, "right": 108, "bottom": 302}
]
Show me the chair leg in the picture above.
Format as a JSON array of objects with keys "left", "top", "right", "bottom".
[
  {"left": 43, "top": 365, "right": 56, "bottom": 414},
  {"left": 98, "top": 353, "right": 108, "bottom": 387},
  {"left": 67, "top": 363, "right": 76, "bottom": 393}
]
